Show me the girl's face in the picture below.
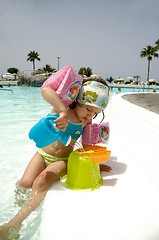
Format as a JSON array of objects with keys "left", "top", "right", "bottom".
[{"left": 75, "top": 102, "right": 102, "bottom": 123}]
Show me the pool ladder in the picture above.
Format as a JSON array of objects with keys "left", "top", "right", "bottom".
[{"left": 133, "top": 84, "right": 145, "bottom": 92}]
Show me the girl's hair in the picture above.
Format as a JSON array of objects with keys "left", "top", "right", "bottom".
[{"left": 69, "top": 78, "right": 108, "bottom": 122}]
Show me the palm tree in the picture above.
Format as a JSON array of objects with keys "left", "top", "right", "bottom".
[
  {"left": 106, "top": 76, "right": 114, "bottom": 83},
  {"left": 140, "top": 45, "right": 158, "bottom": 82},
  {"left": 27, "top": 51, "right": 40, "bottom": 74},
  {"left": 133, "top": 75, "right": 140, "bottom": 84},
  {"left": 155, "top": 39, "right": 159, "bottom": 50},
  {"left": 78, "top": 67, "right": 93, "bottom": 77},
  {"left": 43, "top": 64, "right": 56, "bottom": 74}
]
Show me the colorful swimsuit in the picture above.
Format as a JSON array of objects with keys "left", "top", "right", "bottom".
[{"left": 37, "top": 148, "right": 68, "bottom": 166}]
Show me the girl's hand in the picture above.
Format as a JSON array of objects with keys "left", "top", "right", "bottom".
[{"left": 54, "top": 111, "right": 68, "bottom": 131}]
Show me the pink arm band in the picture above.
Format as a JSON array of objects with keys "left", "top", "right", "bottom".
[
  {"left": 82, "top": 122, "right": 109, "bottom": 145},
  {"left": 40, "top": 65, "right": 83, "bottom": 107}
]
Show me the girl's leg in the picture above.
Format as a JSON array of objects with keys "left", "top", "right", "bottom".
[
  {"left": 19, "top": 151, "right": 46, "bottom": 188},
  {"left": 8, "top": 160, "right": 67, "bottom": 230},
  {"left": 0, "top": 152, "right": 46, "bottom": 240}
]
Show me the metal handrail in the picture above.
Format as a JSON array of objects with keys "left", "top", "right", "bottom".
[{"left": 133, "top": 84, "right": 145, "bottom": 93}]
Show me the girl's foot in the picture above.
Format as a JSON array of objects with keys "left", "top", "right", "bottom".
[
  {"left": 0, "top": 223, "right": 22, "bottom": 240},
  {"left": 100, "top": 164, "right": 112, "bottom": 172}
]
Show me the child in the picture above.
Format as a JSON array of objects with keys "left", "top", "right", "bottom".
[{"left": 0, "top": 78, "right": 111, "bottom": 240}]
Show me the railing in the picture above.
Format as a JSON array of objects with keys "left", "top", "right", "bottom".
[{"left": 133, "top": 84, "right": 145, "bottom": 92}]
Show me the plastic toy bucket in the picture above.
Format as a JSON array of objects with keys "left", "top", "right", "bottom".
[
  {"left": 61, "top": 145, "right": 111, "bottom": 190},
  {"left": 61, "top": 151, "right": 103, "bottom": 190}
]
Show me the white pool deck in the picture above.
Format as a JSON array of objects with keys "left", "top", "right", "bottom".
[{"left": 40, "top": 93, "right": 159, "bottom": 240}]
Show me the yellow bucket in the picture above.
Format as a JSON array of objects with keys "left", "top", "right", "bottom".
[{"left": 61, "top": 146, "right": 111, "bottom": 190}]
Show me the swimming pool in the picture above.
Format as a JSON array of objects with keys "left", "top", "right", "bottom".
[
  {"left": 109, "top": 84, "right": 158, "bottom": 93},
  {"left": 0, "top": 86, "right": 51, "bottom": 240},
  {"left": 0, "top": 85, "right": 157, "bottom": 239}
]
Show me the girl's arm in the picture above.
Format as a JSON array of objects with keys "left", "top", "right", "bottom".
[
  {"left": 41, "top": 87, "right": 66, "bottom": 112},
  {"left": 41, "top": 87, "right": 68, "bottom": 131}
]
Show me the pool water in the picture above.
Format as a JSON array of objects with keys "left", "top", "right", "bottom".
[
  {"left": 0, "top": 86, "right": 51, "bottom": 240},
  {"left": 110, "top": 86, "right": 157, "bottom": 93},
  {"left": 0, "top": 85, "right": 156, "bottom": 239}
]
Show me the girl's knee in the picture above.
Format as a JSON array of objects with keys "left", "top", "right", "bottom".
[
  {"left": 19, "top": 173, "right": 47, "bottom": 191},
  {"left": 33, "top": 171, "right": 59, "bottom": 193},
  {"left": 33, "top": 172, "right": 48, "bottom": 192},
  {"left": 19, "top": 177, "right": 33, "bottom": 189}
]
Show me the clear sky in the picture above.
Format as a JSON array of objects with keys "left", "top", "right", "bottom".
[{"left": 0, "top": 0, "right": 159, "bottom": 81}]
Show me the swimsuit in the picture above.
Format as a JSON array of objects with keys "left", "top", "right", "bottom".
[
  {"left": 37, "top": 148, "right": 68, "bottom": 166},
  {"left": 29, "top": 113, "right": 83, "bottom": 148}
]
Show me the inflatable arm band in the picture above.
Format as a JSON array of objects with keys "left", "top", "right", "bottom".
[
  {"left": 82, "top": 122, "right": 109, "bottom": 145},
  {"left": 40, "top": 65, "right": 83, "bottom": 107},
  {"left": 29, "top": 114, "right": 83, "bottom": 148}
]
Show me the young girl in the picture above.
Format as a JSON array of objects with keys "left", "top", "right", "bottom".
[{"left": 0, "top": 78, "right": 111, "bottom": 240}]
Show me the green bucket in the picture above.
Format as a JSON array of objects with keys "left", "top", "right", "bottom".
[{"left": 60, "top": 150, "right": 103, "bottom": 190}]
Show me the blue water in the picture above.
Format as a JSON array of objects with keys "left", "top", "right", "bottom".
[
  {"left": 110, "top": 85, "right": 157, "bottom": 93},
  {"left": 0, "top": 85, "right": 157, "bottom": 239},
  {"left": 0, "top": 87, "right": 51, "bottom": 240}
]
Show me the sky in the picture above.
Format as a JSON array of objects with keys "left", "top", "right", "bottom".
[{"left": 0, "top": 0, "right": 159, "bottom": 81}]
